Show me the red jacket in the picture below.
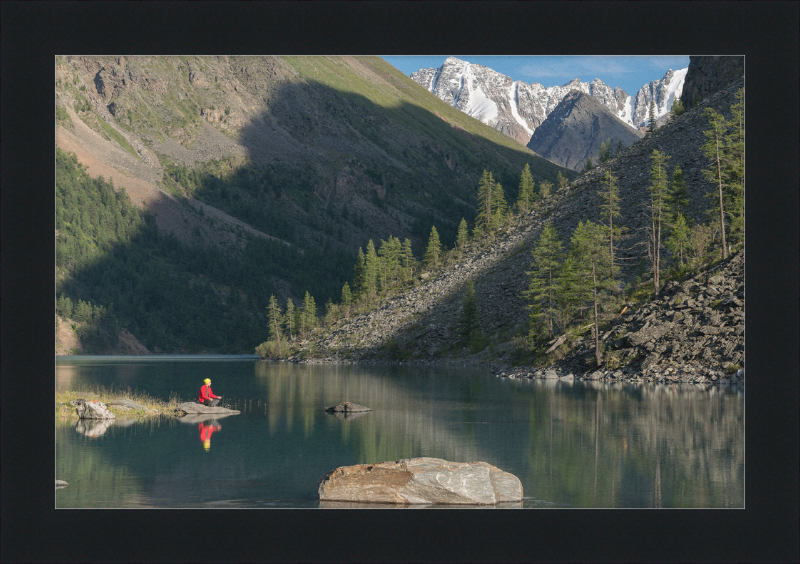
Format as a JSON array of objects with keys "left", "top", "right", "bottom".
[{"left": 198, "top": 384, "right": 220, "bottom": 403}]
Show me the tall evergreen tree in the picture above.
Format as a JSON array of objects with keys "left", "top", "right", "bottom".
[
  {"left": 665, "top": 213, "right": 690, "bottom": 266},
  {"left": 648, "top": 98, "right": 657, "bottom": 134},
  {"left": 364, "top": 239, "right": 379, "bottom": 298},
  {"left": 701, "top": 108, "right": 730, "bottom": 259},
  {"left": 302, "top": 291, "right": 317, "bottom": 334},
  {"left": 341, "top": 282, "right": 352, "bottom": 318},
  {"left": 456, "top": 218, "right": 469, "bottom": 249},
  {"left": 667, "top": 164, "right": 690, "bottom": 223},
  {"left": 284, "top": 298, "right": 295, "bottom": 341},
  {"left": 598, "top": 138, "right": 613, "bottom": 163},
  {"left": 583, "top": 157, "right": 593, "bottom": 172},
  {"left": 353, "top": 247, "right": 366, "bottom": 298},
  {"left": 556, "top": 171, "right": 569, "bottom": 192},
  {"left": 517, "top": 164, "right": 535, "bottom": 213},
  {"left": 537, "top": 180, "right": 553, "bottom": 201},
  {"left": 726, "top": 87, "right": 745, "bottom": 244},
  {"left": 569, "top": 221, "right": 613, "bottom": 367},
  {"left": 646, "top": 149, "right": 672, "bottom": 292},
  {"left": 525, "top": 223, "right": 564, "bottom": 340},
  {"left": 597, "top": 171, "right": 622, "bottom": 282},
  {"left": 491, "top": 183, "right": 509, "bottom": 229},
  {"left": 267, "top": 294, "right": 283, "bottom": 351},
  {"left": 475, "top": 170, "right": 495, "bottom": 233},
  {"left": 424, "top": 225, "right": 441, "bottom": 270}
]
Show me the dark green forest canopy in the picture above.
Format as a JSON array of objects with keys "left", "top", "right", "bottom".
[{"left": 56, "top": 149, "right": 353, "bottom": 353}]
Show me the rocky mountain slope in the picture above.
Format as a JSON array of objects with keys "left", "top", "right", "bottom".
[
  {"left": 680, "top": 56, "right": 744, "bottom": 111},
  {"left": 410, "top": 57, "right": 687, "bottom": 144},
  {"left": 57, "top": 56, "right": 569, "bottom": 256},
  {"left": 55, "top": 55, "right": 576, "bottom": 352},
  {"left": 291, "top": 76, "right": 744, "bottom": 380},
  {"left": 526, "top": 91, "right": 643, "bottom": 170}
]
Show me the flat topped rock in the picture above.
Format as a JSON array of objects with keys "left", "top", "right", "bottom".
[
  {"left": 174, "top": 402, "right": 240, "bottom": 416},
  {"left": 325, "top": 401, "right": 372, "bottom": 413},
  {"left": 318, "top": 457, "right": 522, "bottom": 505}
]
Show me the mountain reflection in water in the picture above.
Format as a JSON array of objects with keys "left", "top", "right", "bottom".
[{"left": 55, "top": 359, "right": 743, "bottom": 508}]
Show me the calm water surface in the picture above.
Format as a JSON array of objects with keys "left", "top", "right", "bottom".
[{"left": 56, "top": 356, "right": 744, "bottom": 508}]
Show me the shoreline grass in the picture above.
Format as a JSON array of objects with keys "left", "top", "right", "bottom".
[{"left": 56, "top": 385, "right": 186, "bottom": 419}]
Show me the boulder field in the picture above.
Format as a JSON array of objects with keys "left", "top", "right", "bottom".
[{"left": 318, "top": 457, "right": 522, "bottom": 505}]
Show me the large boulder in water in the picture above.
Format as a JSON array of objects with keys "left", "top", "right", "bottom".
[
  {"left": 74, "top": 399, "right": 115, "bottom": 420},
  {"left": 318, "top": 457, "right": 523, "bottom": 505},
  {"left": 325, "top": 401, "right": 372, "bottom": 413},
  {"left": 174, "top": 402, "right": 240, "bottom": 416}
]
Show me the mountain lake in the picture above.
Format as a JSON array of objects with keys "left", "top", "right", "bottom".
[{"left": 56, "top": 356, "right": 743, "bottom": 508}]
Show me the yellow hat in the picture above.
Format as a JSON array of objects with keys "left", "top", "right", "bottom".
[{"left": 204, "top": 378, "right": 211, "bottom": 384}]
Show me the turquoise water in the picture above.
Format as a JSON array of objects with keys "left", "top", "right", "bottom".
[{"left": 55, "top": 357, "right": 744, "bottom": 508}]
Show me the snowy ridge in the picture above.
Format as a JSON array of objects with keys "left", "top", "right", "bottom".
[{"left": 409, "top": 57, "right": 687, "bottom": 143}]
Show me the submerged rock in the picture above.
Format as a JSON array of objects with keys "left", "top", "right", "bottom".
[
  {"left": 174, "top": 402, "right": 241, "bottom": 416},
  {"left": 318, "top": 457, "right": 523, "bottom": 505},
  {"left": 325, "top": 401, "right": 372, "bottom": 413}
]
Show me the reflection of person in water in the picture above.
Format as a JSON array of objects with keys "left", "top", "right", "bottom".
[
  {"left": 199, "top": 421, "right": 221, "bottom": 451},
  {"left": 198, "top": 378, "right": 221, "bottom": 406}
]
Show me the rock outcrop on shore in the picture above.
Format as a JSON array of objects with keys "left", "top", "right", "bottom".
[
  {"left": 318, "top": 457, "right": 522, "bottom": 505},
  {"left": 174, "top": 402, "right": 241, "bottom": 416},
  {"left": 73, "top": 399, "right": 116, "bottom": 420},
  {"left": 498, "top": 249, "right": 744, "bottom": 384}
]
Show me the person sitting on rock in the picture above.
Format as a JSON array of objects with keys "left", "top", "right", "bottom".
[{"left": 198, "top": 378, "right": 222, "bottom": 407}]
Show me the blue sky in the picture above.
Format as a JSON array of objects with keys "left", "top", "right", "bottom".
[{"left": 381, "top": 56, "right": 690, "bottom": 97}]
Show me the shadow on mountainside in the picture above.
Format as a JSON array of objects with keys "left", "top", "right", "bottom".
[{"left": 305, "top": 78, "right": 745, "bottom": 369}]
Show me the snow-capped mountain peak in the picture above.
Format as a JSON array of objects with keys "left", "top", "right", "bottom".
[{"left": 410, "top": 58, "right": 688, "bottom": 145}]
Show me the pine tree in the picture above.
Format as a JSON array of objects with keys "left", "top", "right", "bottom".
[
  {"left": 491, "top": 183, "right": 508, "bottom": 229},
  {"left": 525, "top": 223, "right": 564, "bottom": 340},
  {"left": 648, "top": 98, "right": 657, "bottom": 134},
  {"left": 341, "top": 282, "right": 352, "bottom": 318},
  {"left": 517, "top": 164, "right": 535, "bottom": 213},
  {"left": 726, "top": 87, "right": 745, "bottom": 244},
  {"left": 667, "top": 164, "right": 690, "bottom": 223},
  {"left": 538, "top": 180, "right": 553, "bottom": 201},
  {"left": 583, "top": 157, "right": 593, "bottom": 172},
  {"left": 701, "top": 108, "right": 730, "bottom": 259},
  {"left": 424, "top": 225, "right": 441, "bottom": 270},
  {"left": 665, "top": 213, "right": 690, "bottom": 266},
  {"left": 456, "top": 218, "right": 469, "bottom": 249},
  {"left": 645, "top": 149, "right": 672, "bottom": 292},
  {"left": 597, "top": 171, "right": 622, "bottom": 282},
  {"left": 615, "top": 140, "right": 624, "bottom": 156},
  {"left": 458, "top": 280, "right": 479, "bottom": 345},
  {"left": 302, "top": 291, "right": 317, "bottom": 333},
  {"left": 353, "top": 247, "right": 366, "bottom": 298},
  {"left": 364, "top": 239, "right": 379, "bottom": 299},
  {"left": 284, "top": 298, "right": 295, "bottom": 341},
  {"left": 267, "top": 295, "right": 283, "bottom": 351},
  {"left": 670, "top": 99, "right": 685, "bottom": 118},
  {"left": 598, "top": 138, "right": 613, "bottom": 163},
  {"left": 556, "top": 171, "right": 569, "bottom": 192},
  {"left": 475, "top": 170, "right": 494, "bottom": 233},
  {"left": 569, "top": 221, "right": 613, "bottom": 367}
]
